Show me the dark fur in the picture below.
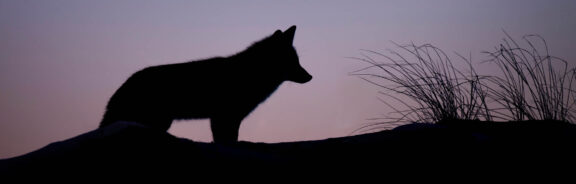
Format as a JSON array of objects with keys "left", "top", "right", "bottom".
[{"left": 99, "top": 26, "right": 312, "bottom": 143}]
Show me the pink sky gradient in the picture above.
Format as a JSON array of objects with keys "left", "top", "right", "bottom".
[{"left": 1, "top": 0, "right": 575, "bottom": 158}]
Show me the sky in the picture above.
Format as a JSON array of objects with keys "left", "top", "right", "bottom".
[{"left": 1, "top": 0, "right": 575, "bottom": 158}]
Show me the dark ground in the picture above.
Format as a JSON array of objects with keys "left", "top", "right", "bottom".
[{"left": 2, "top": 120, "right": 575, "bottom": 178}]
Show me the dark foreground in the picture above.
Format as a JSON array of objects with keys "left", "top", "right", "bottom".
[{"left": 2, "top": 120, "right": 576, "bottom": 177}]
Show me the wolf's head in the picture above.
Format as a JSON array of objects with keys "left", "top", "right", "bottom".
[{"left": 244, "top": 25, "right": 312, "bottom": 84}]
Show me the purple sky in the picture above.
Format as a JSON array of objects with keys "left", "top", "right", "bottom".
[{"left": 1, "top": 0, "right": 575, "bottom": 158}]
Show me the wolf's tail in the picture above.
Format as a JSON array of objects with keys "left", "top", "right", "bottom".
[{"left": 98, "top": 112, "right": 115, "bottom": 128}]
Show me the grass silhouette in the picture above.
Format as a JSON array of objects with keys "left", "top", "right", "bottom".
[
  {"left": 483, "top": 32, "right": 576, "bottom": 122},
  {"left": 351, "top": 43, "right": 491, "bottom": 133},
  {"left": 352, "top": 33, "right": 575, "bottom": 133}
]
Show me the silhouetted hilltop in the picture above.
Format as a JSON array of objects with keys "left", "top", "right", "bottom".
[{"left": 2, "top": 120, "right": 576, "bottom": 177}]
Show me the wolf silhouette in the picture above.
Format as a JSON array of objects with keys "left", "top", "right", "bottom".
[{"left": 99, "top": 26, "right": 312, "bottom": 143}]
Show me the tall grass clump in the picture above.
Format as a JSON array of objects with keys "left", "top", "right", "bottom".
[
  {"left": 351, "top": 43, "right": 492, "bottom": 132},
  {"left": 483, "top": 33, "right": 576, "bottom": 123}
]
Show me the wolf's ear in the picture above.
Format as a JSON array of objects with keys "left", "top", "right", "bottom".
[
  {"left": 273, "top": 30, "right": 283, "bottom": 37},
  {"left": 283, "top": 25, "right": 296, "bottom": 45}
]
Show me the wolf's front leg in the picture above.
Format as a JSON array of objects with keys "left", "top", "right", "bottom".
[{"left": 210, "top": 117, "right": 242, "bottom": 144}]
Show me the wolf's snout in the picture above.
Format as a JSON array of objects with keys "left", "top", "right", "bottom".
[
  {"left": 299, "top": 72, "right": 312, "bottom": 83},
  {"left": 291, "top": 67, "right": 312, "bottom": 84}
]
